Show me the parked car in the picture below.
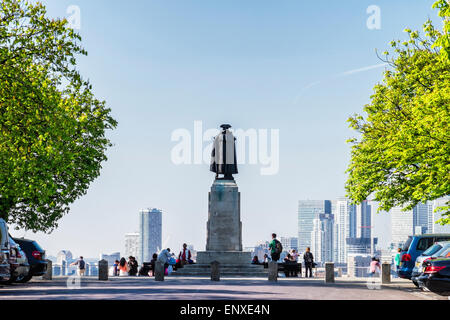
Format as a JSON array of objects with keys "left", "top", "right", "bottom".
[
  {"left": 0, "top": 219, "right": 11, "bottom": 280},
  {"left": 411, "top": 241, "right": 450, "bottom": 287},
  {"left": 6, "top": 236, "right": 30, "bottom": 283},
  {"left": 417, "top": 257, "right": 450, "bottom": 294},
  {"left": 398, "top": 234, "right": 450, "bottom": 279},
  {"left": 12, "top": 238, "right": 47, "bottom": 283},
  {"left": 0, "top": 219, "right": 19, "bottom": 284}
]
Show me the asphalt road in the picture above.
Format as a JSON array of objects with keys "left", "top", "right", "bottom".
[{"left": 0, "top": 276, "right": 447, "bottom": 300}]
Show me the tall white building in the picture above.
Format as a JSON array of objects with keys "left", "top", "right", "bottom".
[
  {"left": 333, "top": 198, "right": 356, "bottom": 263},
  {"left": 310, "top": 213, "right": 334, "bottom": 263},
  {"left": 139, "top": 208, "right": 162, "bottom": 264},
  {"left": 391, "top": 206, "right": 414, "bottom": 248},
  {"left": 124, "top": 232, "right": 140, "bottom": 259}
]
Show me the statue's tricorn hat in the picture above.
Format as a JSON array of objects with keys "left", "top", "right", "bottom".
[{"left": 220, "top": 124, "right": 232, "bottom": 130}]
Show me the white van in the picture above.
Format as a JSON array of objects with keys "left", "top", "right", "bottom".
[{"left": 0, "top": 218, "right": 11, "bottom": 280}]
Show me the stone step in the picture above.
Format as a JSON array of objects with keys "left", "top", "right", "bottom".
[
  {"left": 173, "top": 264, "right": 268, "bottom": 277},
  {"left": 172, "top": 272, "right": 269, "bottom": 277}
]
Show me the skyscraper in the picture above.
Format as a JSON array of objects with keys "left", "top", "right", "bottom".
[
  {"left": 391, "top": 202, "right": 443, "bottom": 248},
  {"left": 311, "top": 213, "right": 334, "bottom": 263},
  {"left": 298, "top": 200, "right": 331, "bottom": 252},
  {"left": 391, "top": 205, "right": 416, "bottom": 248},
  {"left": 139, "top": 208, "right": 162, "bottom": 264},
  {"left": 333, "top": 198, "right": 356, "bottom": 263},
  {"left": 414, "top": 202, "right": 433, "bottom": 234},
  {"left": 124, "top": 232, "right": 140, "bottom": 259},
  {"left": 356, "top": 200, "right": 372, "bottom": 239}
]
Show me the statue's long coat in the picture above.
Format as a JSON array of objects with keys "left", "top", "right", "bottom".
[{"left": 210, "top": 129, "right": 238, "bottom": 175}]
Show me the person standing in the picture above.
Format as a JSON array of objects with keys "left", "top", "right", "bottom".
[
  {"left": 303, "top": 248, "right": 314, "bottom": 278},
  {"left": 70, "top": 256, "right": 86, "bottom": 277},
  {"left": 128, "top": 256, "right": 138, "bottom": 276},
  {"left": 394, "top": 248, "right": 402, "bottom": 276},
  {"left": 268, "top": 233, "right": 282, "bottom": 262},
  {"left": 113, "top": 260, "right": 119, "bottom": 276},
  {"left": 149, "top": 253, "right": 158, "bottom": 276},
  {"left": 370, "top": 257, "right": 381, "bottom": 277}
]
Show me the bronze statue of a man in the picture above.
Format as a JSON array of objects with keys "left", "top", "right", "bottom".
[{"left": 210, "top": 124, "right": 238, "bottom": 180}]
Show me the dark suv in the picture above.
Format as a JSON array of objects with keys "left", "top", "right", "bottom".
[
  {"left": 12, "top": 238, "right": 47, "bottom": 283},
  {"left": 398, "top": 234, "right": 450, "bottom": 279}
]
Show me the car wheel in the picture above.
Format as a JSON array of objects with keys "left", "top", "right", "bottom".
[
  {"left": 4, "top": 274, "right": 18, "bottom": 284},
  {"left": 15, "top": 274, "right": 32, "bottom": 283}
]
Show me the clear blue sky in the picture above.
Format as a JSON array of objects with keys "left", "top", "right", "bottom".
[{"left": 11, "top": 0, "right": 441, "bottom": 258}]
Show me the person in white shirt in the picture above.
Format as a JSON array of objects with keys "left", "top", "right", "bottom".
[
  {"left": 157, "top": 248, "right": 172, "bottom": 264},
  {"left": 290, "top": 249, "right": 299, "bottom": 262}
]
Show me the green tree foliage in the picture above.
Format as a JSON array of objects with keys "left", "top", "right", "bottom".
[
  {"left": 0, "top": 0, "right": 117, "bottom": 232},
  {"left": 346, "top": 1, "right": 450, "bottom": 225}
]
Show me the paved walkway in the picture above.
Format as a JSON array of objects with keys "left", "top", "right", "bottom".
[{"left": 0, "top": 276, "right": 447, "bottom": 300}]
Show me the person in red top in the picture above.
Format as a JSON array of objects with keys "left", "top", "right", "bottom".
[{"left": 178, "top": 243, "right": 193, "bottom": 266}]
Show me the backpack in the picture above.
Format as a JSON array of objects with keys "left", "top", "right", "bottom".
[
  {"left": 305, "top": 252, "right": 313, "bottom": 263},
  {"left": 79, "top": 259, "right": 85, "bottom": 269},
  {"left": 274, "top": 240, "right": 283, "bottom": 254}
]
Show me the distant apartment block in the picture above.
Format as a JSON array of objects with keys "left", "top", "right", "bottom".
[
  {"left": 139, "top": 208, "right": 162, "bottom": 264},
  {"left": 124, "top": 232, "right": 140, "bottom": 259},
  {"left": 280, "top": 237, "right": 298, "bottom": 252},
  {"left": 100, "top": 252, "right": 121, "bottom": 266}
]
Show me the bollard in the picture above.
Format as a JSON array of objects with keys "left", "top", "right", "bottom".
[
  {"left": 98, "top": 259, "right": 108, "bottom": 281},
  {"left": 381, "top": 263, "right": 391, "bottom": 284},
  {"left": 325, "top": 262, "right": 335, "bottom": 283},
  {"left": 155, "top": 261, "right": 165, "bottom": 281},
  {"left": 42, "top": 259, "right": 52, "bottom": 280},
  {"left": 211, "top": 261, "right": 220, "bottom": 281},
  {"left": 268, "top": 261, "right": 278, "bottom": 282}
]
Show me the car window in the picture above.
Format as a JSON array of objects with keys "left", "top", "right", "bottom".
[
  {"left": 434, "top": 236, "right": 450, "bottom": 242},
  {"left": 32, "top": 241, "right": 44, "bottom": 252},
  {"left": 422, "top": 243, "right": 443, "bottom": 256},
  {"left": 438, "top": 247, "right": 450, "bottom": 258},
  {"left": 402, "top": 237, "right": 413, "bottom": 251},
  {"left": 416, "top": 237, "right": 434, "bottom": 251},
  {"left": 0, "top": 222, "right": 7, "bottom": 248}
]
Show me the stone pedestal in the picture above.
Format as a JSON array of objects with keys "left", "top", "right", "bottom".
[
  {"left": 268, "top": 261, "right": 278, "bottom": 282},
  {"left": 325, "top": 262, "right": 335, "bottom": 283},
  {"left": 211, "top": 261, "right": 220, "bottom": 281},
  {"left": 196, "top": 179, "right": 251, "bottom": 265},
  {"left": 98, "top": 259, "right": 108, "bottom": 281},
  {"left": 155, "top": 261, "right": 165, "bottom": 281},
  {"left": 381, "top": 263, "right": 391, "bottom": 284},
  {"left": 42, "top": 259, "right": 52, "bottom": 280}
]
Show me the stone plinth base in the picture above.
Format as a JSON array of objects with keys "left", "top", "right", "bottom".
[{"left": 196, "top": 251, "right": 251, "bottom": 265}]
